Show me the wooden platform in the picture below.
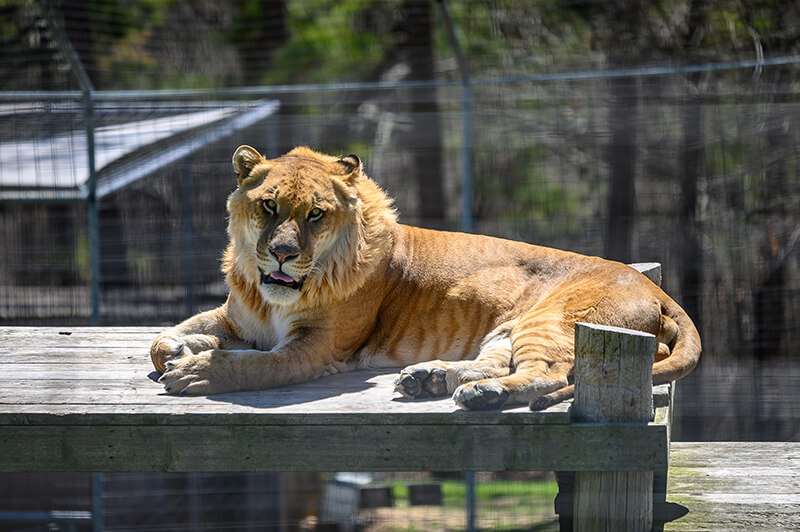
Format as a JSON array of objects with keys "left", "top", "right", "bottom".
[
  {"left": 2, "top": 326, "right": 796, "bottom": 530},
  {"left": 0, "top": 326, "right": 669, "bottom": 474},
  {"left": 665, "top": 442, "right": 800, "bottom": 531}
]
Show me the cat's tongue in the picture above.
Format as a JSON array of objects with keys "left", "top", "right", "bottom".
[{"left": 270, "top": 271, "right": 295, "bottom": 283}]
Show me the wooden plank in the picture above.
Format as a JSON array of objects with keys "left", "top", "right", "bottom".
[
  {"left": 572, "top": 323, "right": 655, "bottom": 423},
  {"left": 572, "top": 322, "right": 657, "bottom": 532},
  {"left": 0, "top": 423, "right": 668, "bottom": 473},
  {"left": 0, "top": 385, "right": 572, "bottom": 427},
  {"left": 630, "top": 263, "right": 662, "bottom": 286},
  {"left": 0, "top": 408, "right": 582, "bottom": 429},
  {"left": 0, "top": 402, "right": 568, "bottom": 425},
  {"left": 1, "top": 365, "right": 151, "bottom": 378},
  {"left": 0, "top": 326, "right": 667, "bottom": 481},
  {"left": 0, "top": 405, "right": 572, "bottom": 427},
  {"left": 0, "top": 349, "right": 148, "bottom": 363},
  {"left": 0, "top": 327, "right": 160, "bottom": 347},
  {"left": 666, "top": 442, "right": 800, "bottom": 531},
  {"left": 0, "top": 326, "right": 162, "bottom": 336},
  {"left": 0, "top": 327, "right": 573, "bottom": 425}
]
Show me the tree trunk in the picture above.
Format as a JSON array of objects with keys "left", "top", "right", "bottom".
[
  {"left": 232, "top": 0, "right": 288, "bottom": 86},
  {"left": 604, "top": 73, "right": 638, "bottom": 263},
  {"left": 402, "top": 0, "right": 445, "bottom": 228},
  {"left": 602, "top": 2, "right": 641, "bottom": 262},
  {"left": 754, "top": 72, "right": 791, "bottom": 362},
  {"left": 680, "top": 88, "right": 703, "bottom": 331}
]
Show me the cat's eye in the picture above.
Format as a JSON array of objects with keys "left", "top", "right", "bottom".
[
  {"left": 308, "top": 207, "right": 324, "bottom": 222},
  {"left": 263, "top": 199, "right": 277, "bottom": 215}
]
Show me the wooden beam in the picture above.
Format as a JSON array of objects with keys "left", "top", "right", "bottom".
[
  {"left": 630, "top": 262, "right": 662, "bottom": 286},
  {"left": 572, "top": 322, "right": 656, "bottom": 531},
  {"left": 0, "top": 422, "right": 667, "bottom": 473}
]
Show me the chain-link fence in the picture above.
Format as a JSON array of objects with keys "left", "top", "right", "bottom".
[{"left": 1, "top": 1, "right": 799, "bottom": 530}]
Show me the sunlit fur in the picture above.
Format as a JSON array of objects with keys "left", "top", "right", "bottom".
[
  {"left": 151, "top": 146, "right": 701, "bottom": 410},
  {"left": 222, "top": 146, "right": 396, "bottom": 310}
]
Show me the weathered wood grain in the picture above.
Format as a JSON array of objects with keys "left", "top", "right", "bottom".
[
  {"left": 572, "top": 323, "right": 655, "bottom": 423},
  {"left": 4, "top": 320, "right": 785, "bottom": 531},
  {"left": 630, "top": 262, "right": 662, "bottom": 286},
  {"left": 1, "top": 423, "right": 667, "bottom": 473},
  {"left": 666, "top": 442, "right": 800, "bottom": 531},
  {"left": 0, "top": 326, "right": 672, "bottom": 476},
  {"left": 0, "top": 357, "right": 571, "bottom": 425},
  {"left": 0, "top": 326, "right": 160, "bottom": 339},
  {"left": 0, "top": 346, "right": 150, "bottom": 365},
  {"left": 572, "top": 322, "right": 656, "bottom": 532},
  {"left": 0, "top": 326, "right": 577, "bottom": 425}
]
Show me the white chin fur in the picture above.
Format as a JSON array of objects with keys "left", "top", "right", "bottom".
[{"left": 259, "top": 283, "right": 303, "bottom": 306}]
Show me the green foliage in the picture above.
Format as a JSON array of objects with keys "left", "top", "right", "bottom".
[
  {"left": 18, "top": 0, "right": 793, "bottom": 90},
  {"left": 434, "top": 1, "right": 593, "bottom": 77},
  {"left": 475, "top": 142, "right": 588, "bottom": 234},
  {"left": 88, "top": 0, "right": 183, "bottom": 89},
  {"left": 262, "top": 0, "right": 396, "bottom": 85},
  {"left": 386, "top": 478, "right": 559, "bottom": 531},
  {"left": 443, "top": 478, "right": 558, "bottom": 502},
  {"left": 340, "top": 141, "right": 374, "bottom": 163},
  {"left": 228, "top": 0, "right": 269, "bottom": 46},
  {"left": 391, "top": 482, "right": 409, "bottom": 501},
  {"left": 390, "top": 478, "right": 558, "bottom": 507},
  {"left": 76, "top": 234, "right": 90, "bottom": 284}
]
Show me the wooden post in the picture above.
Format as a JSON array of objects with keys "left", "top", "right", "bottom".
[{"left": 572, "top": 322, "right": 656, "bottom": 532}]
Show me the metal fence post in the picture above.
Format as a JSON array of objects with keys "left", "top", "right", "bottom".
[
  {"left": 181, "top": 158, "right": 195, "bottom": 316},
  {"left": 92, "top": 473, "right": 104, "bottom": 532},
  {"left": 39, "top": 0, "right": 101, "bottom": 324},
  {"left": 465, "top": 471, "right": 476, "bottom": 532},
  {"left": 86, "top": 94, "right": 100, "bottom": 326}
]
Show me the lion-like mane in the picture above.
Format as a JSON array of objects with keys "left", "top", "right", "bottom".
[{"left": 222, "top": 147, "right": 397, "bottom": 312}]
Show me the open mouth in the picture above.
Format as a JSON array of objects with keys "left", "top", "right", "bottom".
[{"left": 259, "top": 267, "right": 305, "bottom": 290}]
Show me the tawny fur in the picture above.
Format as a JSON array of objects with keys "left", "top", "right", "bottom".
[{"left": 152, "top": 146, "right": 701, "bottom": 410}]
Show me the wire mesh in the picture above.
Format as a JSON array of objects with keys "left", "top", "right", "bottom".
[
  {"left": 0, "top": 472, "right": 561, "bottom": 532},
  {"left": 0, "top": 1, "right": 799, "bottom": 530},
  {"left": 0, "top": 0, "right": 798, "bottom": 434}
]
